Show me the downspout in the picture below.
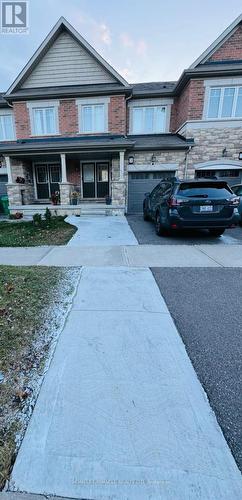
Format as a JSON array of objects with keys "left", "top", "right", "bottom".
[{"left": 184, "top": 146, "right": 192, "bottom": 179}]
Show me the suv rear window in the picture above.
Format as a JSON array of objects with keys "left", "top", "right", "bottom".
[{"left": 177, "top": 182, "right": 233, "bottom": 199}]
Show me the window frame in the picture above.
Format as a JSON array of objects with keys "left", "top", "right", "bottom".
[
  {"left": 206, "top": 86, "right": 242, "bottom": 120},
  {"left": 76, "top": 97, "right": 109, "bottom": 134},
  {"left": 27, "top": 100, "right": 59, "bottom": 137},
  {"left": 0, "top": 110, "right": 15, "bottom": 141},
  {"left": 131, "top": 105, "right": 167, "bottom": 134}
]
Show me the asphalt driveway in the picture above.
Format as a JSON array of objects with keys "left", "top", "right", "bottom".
[
  {"left": 152, "top": 267, "right": 242, "bottom": 471},
  {"left": 127, "top": 214, "right": 242, "bottom": 245}
]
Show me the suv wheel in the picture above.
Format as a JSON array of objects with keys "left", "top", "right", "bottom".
[
  {"left": 155, "top": 213, "right": 164, "bottom": 236},
  {"left": 209, "top": 229, "right": 225, "bottom": 237},
  {"left": 143, "top": 211, "right": 149, "bottom": 221}
]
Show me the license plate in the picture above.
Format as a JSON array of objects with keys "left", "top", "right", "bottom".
[{"left": 200, "top": 205, "right": 213, "bottom": 212}]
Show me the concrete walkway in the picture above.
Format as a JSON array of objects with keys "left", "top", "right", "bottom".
[
  {"left": 1, "top": 244, "right": 242, "bottom": 267},
  {"left": 9, "top": 267, "right": 242, "bottom": 499},
  {"left": 66, "top": 215, "right": 138, "bottom": 246}
]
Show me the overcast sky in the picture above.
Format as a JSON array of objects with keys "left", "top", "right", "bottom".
[{"left": 0, "top": 0, "right": 242, "bottom": 91}]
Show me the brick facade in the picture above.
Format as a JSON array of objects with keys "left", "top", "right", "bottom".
[
  {"left": 108, "top": 95, "right": 126, "bottom": 134},
  {"left": 208, "top": 25, "right": 242, "bottom": 62},
  {"left": 13, "top": 102, "right": 31, "bottom": 139},
  {"left": 171, "top": 80, "right": 205, "bottom": 132},
  {"left": 59, "top": 100, "right": 78, "bottom": 136}
]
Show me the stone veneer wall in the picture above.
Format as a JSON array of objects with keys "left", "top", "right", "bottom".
[
  {"left": 7, "top": 159, "right": 35, "bottom": 207},
  {"left": 179, "top": 126, "right": 242, "bottom": 176},
  {"left": 126, "top": 150, "right": 187, "bottom": 178}
]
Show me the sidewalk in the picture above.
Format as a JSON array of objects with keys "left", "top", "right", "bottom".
[
  {"left": 9, "top": 267, "right": 242, "bottom": 499},
  {"left": 1, "top": 244, "right": 242, "bottom": 267}
]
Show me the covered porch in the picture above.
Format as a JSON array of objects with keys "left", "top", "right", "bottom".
[{"left": 2, "top": 135, "right": 133, "bottom": 216}]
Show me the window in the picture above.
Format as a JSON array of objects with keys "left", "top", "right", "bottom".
[
  {"left": 207, "top": 86, "right": 242, "bottom": 119},
  {"left": 196, "top": 170, "right": 216, "bottom": 178},
  {"left": 32, "top": 107, "right": 57, "bottom": 135},
  {"left": 80, "top": 104, "right": 106, "bottom": 133},
  {"left": 218, "top": 170, "right": 240, "bottom": 178},
  {"left": 130, "top": 171, "right": 173, "bottom": 179},
  {"left": 0, "top": 113, "right": 15, "bottom": 141},
  {"left": 132, "top": 106, "right": 166, "bottom": 133}
]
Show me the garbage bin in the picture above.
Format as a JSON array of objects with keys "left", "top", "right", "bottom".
[{"left": 0, "top": 195, "right": 9, "bottom": 215}]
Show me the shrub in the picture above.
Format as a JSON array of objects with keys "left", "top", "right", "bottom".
[
  {"left": 44, "top": 207, "right": 52, "bottom": 224},
  {"left": 33, "top": 213, "right": 42, "bottom": 227}
]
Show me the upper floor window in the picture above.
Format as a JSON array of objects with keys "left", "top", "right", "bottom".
[
  {"left": 132, "top": 106, "right": 166, "bottom": 134},
  {"left": 81, "top": 104, "right": 105, "bottom": 133},
  {"left": 27, "top": 101, "right": 59, "bottom": 136},
  {"left": 207, "top": 87, "right": 242, "bottom": 119},
  {"left": 76, "top": 98, "right": 109, "bottom": 134},
  {"left": 0, "top": 113, "right": 15, "bottom": 141}
]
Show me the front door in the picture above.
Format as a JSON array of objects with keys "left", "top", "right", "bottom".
[
  {"left": 82, "top": 163, "right": 95, "bottom": 198},
  {"left": 82, "top": 162, "right": 109, "bottom": 199},
  {"left": 35, "top": 164, "right": 61, "bottom": 200}
]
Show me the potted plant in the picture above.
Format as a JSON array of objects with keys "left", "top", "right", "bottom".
[
  {"left": 51, "top": 191, "right": 60, "bottom": 205},
  {"left": 71, "top": 191, "right": 79, "bottom": 205},
  {"left": 16, "top": 176, "right": 25, "bottom": 184},
  {"left": 106, "top": 195, "right": 112, "bottom": 205}
]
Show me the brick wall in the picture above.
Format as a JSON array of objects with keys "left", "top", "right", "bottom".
[
  {"left": 67, "top": 159, "right": 80, "bottom": 185},
  {"left": 108, "top": 95, "right": 126, "bottom": 134},
  {"left": 59, "top": 100, "right": 78, "bottom": 136},
  {"left": 13, "top": 102, "right": 31, "bottom": 139},
  {"left": 171, "top": 80, "right": 205, "bottom": 131},
  {"left": 12, "top": 95, "right": 127, "bottom": 139},
  {"left": 208, "top": 25, "right": 242, "bottom": 62}
]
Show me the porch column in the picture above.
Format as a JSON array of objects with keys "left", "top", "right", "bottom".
[
  {"left": 119, "top": 151, "right": 125, "bottom": 181},
  {"left": 60, "top": 153, "right": 67, "bottom": 183},
  {"left": 5, "top": 156, "right": 13, "bottom": 183}
]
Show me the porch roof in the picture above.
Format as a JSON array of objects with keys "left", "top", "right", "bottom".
[{"left": 0, "top": 135, "right": 135, "bottom": 155}]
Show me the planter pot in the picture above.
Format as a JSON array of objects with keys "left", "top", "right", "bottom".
[
  {"left": 72, "top": 198, "right": 78, "bottom": 205},
  {"left": 106, "top": 196, "right": 112, "bottom": 205}
]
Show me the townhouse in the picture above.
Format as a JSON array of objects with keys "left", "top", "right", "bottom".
[{"left": 0, "top": 14, "right": 242, "bottom": 215}]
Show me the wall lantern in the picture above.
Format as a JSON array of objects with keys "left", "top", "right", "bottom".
[
  {"left": 151, "top": 154, "right": 157, "bottom": 164},
  {"left": 128, "top": 155, "right": 134, "bottom": 165},
  {"left": 238, "top": 152, "right": 242, "bottom": 160}
]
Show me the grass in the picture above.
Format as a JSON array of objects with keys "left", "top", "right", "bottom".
[
  {"left": 0, "top": 216, "right": 77, "bottom": 247},
  {"left": 0, "top": 266, "right": 77, "bottom": 488}
]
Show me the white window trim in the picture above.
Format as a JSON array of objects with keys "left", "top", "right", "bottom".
[
  {"left": 128, "top": 98, "right": 172, "bottom": 134},
  {"left": 0, "top": 109, "right": 16, "bottom": 141},
  {"left": 76, "top": 97, "right": 110, "bottom": 134},
  {"left": 130, "top": 105, "right": 168, "bottom": 134},
  {"left": 203, "top": 82, "right": 242, "bottom": 120},
  {"left": 27, "top": 100, "right": 60, "bottom": 136}
]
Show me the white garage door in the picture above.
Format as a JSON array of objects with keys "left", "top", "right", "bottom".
[{"left": 128, "top": 171, "right": 175, "bottom": 214}]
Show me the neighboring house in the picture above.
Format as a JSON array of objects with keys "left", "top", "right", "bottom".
[{"left": 1, "top": 15, "right": 242, "bottom": 215}]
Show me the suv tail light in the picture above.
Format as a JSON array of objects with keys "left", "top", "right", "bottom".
[
  {"left": 167, "top": 197, "right": 184, "bottom": 207},
  {"left": 229, "top": 197, "right": 240, "bottom": 206}
]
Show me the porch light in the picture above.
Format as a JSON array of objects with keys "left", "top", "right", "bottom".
[
  {"left": 151, "top": 154, "right": 157, "bottom": 164},
  {"left": 128, "top": 155, "right": 134, "bottom": 165},
  {"left": 238, "top": 152, "right": 242, "bottom": 160}
]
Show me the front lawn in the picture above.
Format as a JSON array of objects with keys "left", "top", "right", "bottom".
[
  {"left": 0, "top": 266, "right": 80, "bottom": 489},
  {"left": 0, "top": 216, "right": 76, "bottom": 247}
]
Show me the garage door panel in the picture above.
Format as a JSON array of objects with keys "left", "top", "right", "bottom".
[{"left": 128, "top": 171, "right": 175, "bottom": 214}]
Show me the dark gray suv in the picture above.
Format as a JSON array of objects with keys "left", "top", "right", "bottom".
[{"left": 143, "top": 177, "right": 240, "bottom": 237}]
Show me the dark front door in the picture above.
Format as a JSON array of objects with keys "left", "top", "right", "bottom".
[
  {"left": 35, "top": 164, "right": 61, "bottom": 200},
  {"left": 82, "top": 162, "right": 109, "bottom": 199},
  {"left": 82, "top": 163, "right": 95, "bottom": 198},
  {"left": 36, "top": 164, "right": 49, "bottom": 200},
  {"left": 96, "top": 162, "right": 109, "bottom": 198}
]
